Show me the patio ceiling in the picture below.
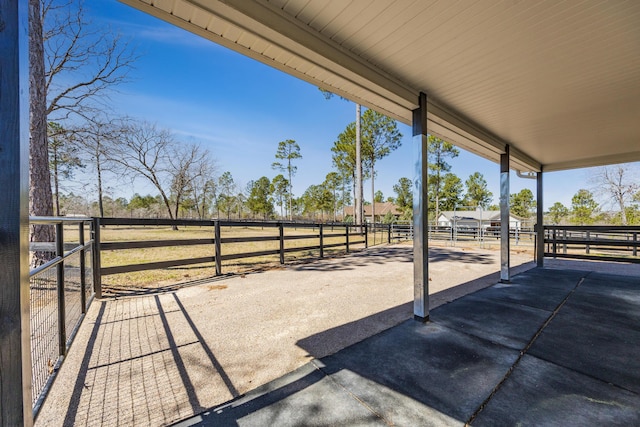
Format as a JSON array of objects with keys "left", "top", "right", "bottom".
[{"left": 120, "top": 0, "right": 640, "bottom": 173}]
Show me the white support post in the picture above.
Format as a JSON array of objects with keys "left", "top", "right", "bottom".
[
  {"left": 536, "top": 169, "right": 544, "bottom": 267},
  {"left": 413, "top": 92, "right": 429, "bottom": 321},
  {"left": 500, "top": 146, "right": 511, "bottom": 282}
]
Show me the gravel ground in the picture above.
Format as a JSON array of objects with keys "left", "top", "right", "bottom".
[{"left": 35, "top": 243, "right": 535, "bottom": 427}]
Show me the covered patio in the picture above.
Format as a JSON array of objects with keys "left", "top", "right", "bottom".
[
  {"left": 177, "top": 266, "right": 640, "bottom": 426},
  {"left": 2, "top": 1, "right": 640, "bottom": 426}
]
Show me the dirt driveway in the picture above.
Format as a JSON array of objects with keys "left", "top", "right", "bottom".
[{"left": 35, "top": 243, "right": 533, "bottom": 426}]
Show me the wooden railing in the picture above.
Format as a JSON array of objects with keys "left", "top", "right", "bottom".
[{"left": 93, "top": 218, "right": 374, "bottom": 296}]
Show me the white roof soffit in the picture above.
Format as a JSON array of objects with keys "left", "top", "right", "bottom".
[{"left": 120, "top": 0, "right": 640, "bottom": 173}]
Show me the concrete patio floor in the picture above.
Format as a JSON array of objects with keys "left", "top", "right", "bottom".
[
  {"left": 34, "top": 243, "right": 534, "bottom": 426},
  {"left": 176, "top": 267, "right": 640, "bottom": 426}
]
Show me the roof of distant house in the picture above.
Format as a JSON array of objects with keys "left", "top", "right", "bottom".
[
  {"left": 344, "top": 202, "right": 402, "bottom": 216},
  {"left": 438, "top": 211, "right": 523, "bottom": 221}
]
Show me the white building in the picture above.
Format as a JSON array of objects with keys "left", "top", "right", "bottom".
[{"left": 437, "top": 211, "right": 523, "bottom": 229}]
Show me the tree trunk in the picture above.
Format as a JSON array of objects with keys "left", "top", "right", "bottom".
[
  {"left": 618, "top": 194, "right": 628, "bottom": 225},
  {"left": 97, "top": 156, "right": 105, "bottom": 218},
  {"left": 29, "top": 0, "right": 55, "bottom": 267},
  {"left": 352, "top": 176, "right": 356, "bottom": 221},
  {"left": 371, "top": 160, "right": 375, "bottom": 224},
  {"left": 199, "top": 188, "right": 206, "bottom": 219},
  {"left": 172, "top": 196, "right": 181, "bottom": 230},
  {"left": 288, "top": 169, "right": 293, "bottom": 221}
]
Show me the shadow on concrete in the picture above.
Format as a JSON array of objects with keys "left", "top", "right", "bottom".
[
  {"left": 174, "top": 267, "right": 640, "bottom": 426},
  {"left": 172, "top": 294, "right": 240, "bottom": 399},
  {"left": 290, "top": 245, "right": 493, "bottom": 272},
  {"left": 62, "top": 302, "right": 107, "bottom": 427},
  {"left": 102, "top": 245, "right": 494, "bottom": 297},
  {"left": 102, "top": 274, "right": 234, "bottom": 299},
  {"left": 56, "top": 294, "right": 240, "bottom": 427},
  {"left": 293, "top": 266, "right": 533, "bottom": 359},
  {"left": 155, "top": 295, "right": 204, "bottom": 414}
]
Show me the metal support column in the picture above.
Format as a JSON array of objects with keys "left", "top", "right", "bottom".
[
  {"left": 413, "top": 92, "right": 429, "bottom": 322},
  {"left": 355, "top": 104, "right": 363, "bottom": 228},
  {"left": 0, "top": 1, "right": 33, "bottom": 424},
  {"left": 500, "top": 145, "right": 510, "bottom": 282},
  {"left": 536, "top": 169, "right": 544, "bottom": 267},
  {"left": 56, "top": 223, "right": 67, "bottom": 356},
  {"left": 79, "top": 223, "right": 87, "bottom": 312}
]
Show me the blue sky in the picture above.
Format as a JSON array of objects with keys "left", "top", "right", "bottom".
[{"left": 84, "top": 0, "right": 600, "bottom": 209}]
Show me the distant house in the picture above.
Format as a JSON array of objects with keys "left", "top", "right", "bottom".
[
  {"left": 344, "top": 202, "right": 402, "bottom": 223},
  {"left": 437, "top": 210, "right": 523, "bottom": 229}
]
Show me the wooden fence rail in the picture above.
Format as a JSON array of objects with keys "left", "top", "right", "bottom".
[{"left": 93, "top": 218, "right": 387, "bottom": 294}]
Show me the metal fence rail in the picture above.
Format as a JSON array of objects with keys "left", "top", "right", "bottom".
[
  {"left": 544, "top": 225, "right": 640, "bottom": 263},
  {"left": 29, "top": 217, "right": 95, "bottom": 417},
  {"left": 390, "top": 223, "right": 535, "bottom": 246}
]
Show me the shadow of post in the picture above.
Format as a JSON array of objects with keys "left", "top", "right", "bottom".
[
  {"left": 62, "top": 302, "right": 106, "bottom": 426},
  {"left": 172, "top": 294, "right": 240, "bottom": 398},
  {"left": 155, "top": 295, "right": 203, "bottom": 414}
]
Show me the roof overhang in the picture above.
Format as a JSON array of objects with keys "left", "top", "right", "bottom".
[{"left": 120, "top": 0, "right": 640, "bottom": 173}]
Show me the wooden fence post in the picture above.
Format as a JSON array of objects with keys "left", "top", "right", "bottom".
[
  {"left": 319, "top": 224, "right": 324, "bottom": 258},
  {"left": 92, "top": 217, "right": 102, "bottom": 298},
  {"left": 346, "top": 225, "right": 350, "bottom": 253},
  {"left": 214, "top": 220, "right": 222, "bottom": 275},
  {"left": 365, "top": 223, "right": 368, "bottom": 248},
  {"left": 279, "top": 222, "right": 285, "bottom": 264}
]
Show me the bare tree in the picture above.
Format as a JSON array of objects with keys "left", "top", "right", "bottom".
[
  {"left": 109, "top": 121, "right": 215, "bottom": 228},
  {"left": 74, "top": 115, "right": 124, "bottom": 217},
  {"left": 43, "top": 0, "right": 136, "bottom": 120},
  {"left": 48, "top": 121, "right": 83, "bottom": 215},
  {"left": 109, "top": 121, "right": 175, "bottom": 220},
  {"left": 191, "top": 161, "right": 218, "bottom": 219},
  {"left": 591, "top": 164, "right": 639, "bottom": 225},
  {"left": 169, "top": 144, "right": 213, "bottom": 220}
]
